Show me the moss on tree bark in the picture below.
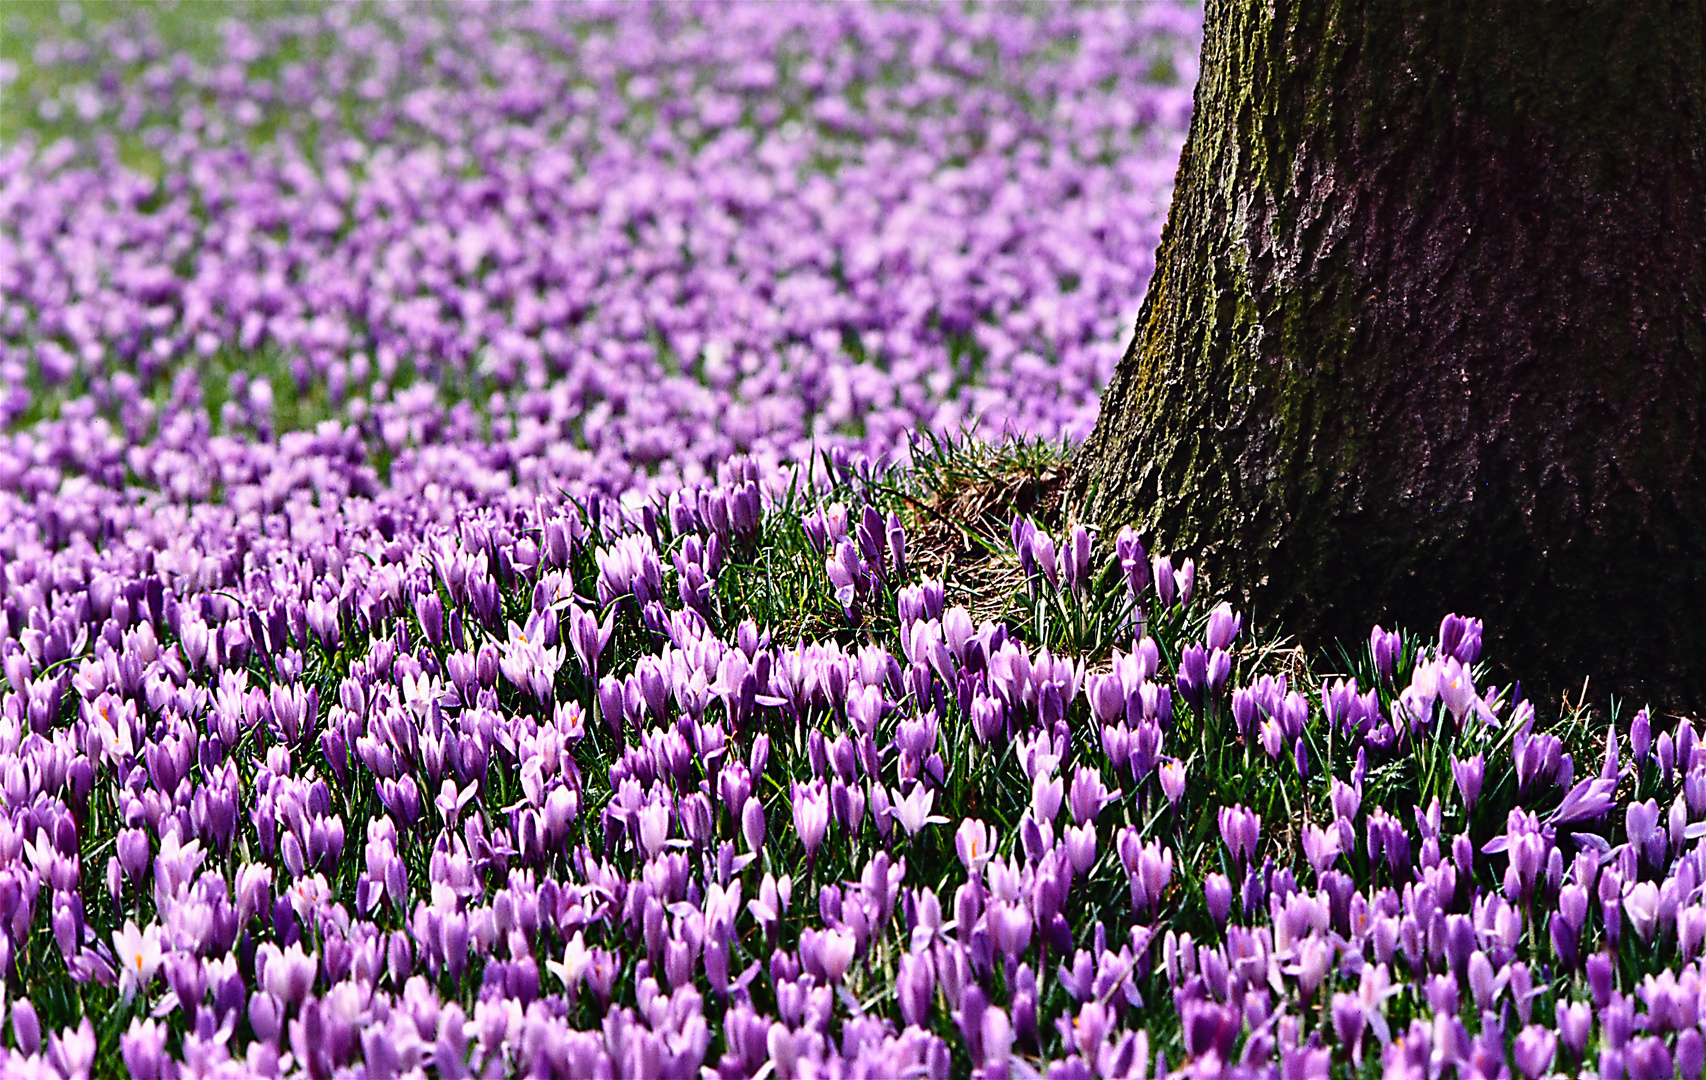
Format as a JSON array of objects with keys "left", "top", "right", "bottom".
[{"left": 1072, "top": 0, "right": 1706, "bottom": 712}]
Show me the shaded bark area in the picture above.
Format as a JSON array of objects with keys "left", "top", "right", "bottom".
[{"left": 1072, "top": 0, "right": 1706, "bottom": 711}]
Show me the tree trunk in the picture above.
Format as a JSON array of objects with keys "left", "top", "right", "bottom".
[{"left": 1071, "top": 0, "right": 1706, "bottom": 712}]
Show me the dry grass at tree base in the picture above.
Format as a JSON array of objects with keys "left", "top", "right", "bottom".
[{"left": 890, "top": 436, "right": 1069, "bottom": 628}]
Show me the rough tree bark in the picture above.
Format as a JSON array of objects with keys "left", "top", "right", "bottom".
[{"left": 1071, "top": 1, "right": 1706, "bottom": 712}]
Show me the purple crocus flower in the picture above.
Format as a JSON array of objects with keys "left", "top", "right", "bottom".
[
  {"left": 568, "top": 603, "right": 615, "bottom": 681},
  {"left": 1011, "top": 517, "right": 1038, "bottom": 579},
  {"left": 1205, "top": 602, "right": 1242, "bottom": 651},
  {"left": 120, "top": 1019, "right": 169, "bottom": 1080},
  {"left": 1549, "top": 775, "right": 1617, "bottom": 825},
  {"left": 1204, "top": 873, "right": 1232, "bottom": 927},
  {"left": 1061, "top": 525, "right": 1094, "bottom": 594},
  {"left": 1205, "top": 648, "right": 1232, "bottom": 699},
  {"left": 1218, "top": 805, "right": 1261, "bottom": 865},
  {"left": 1176, "top": 559, "right": 1196, "bottom": 605},
  {"left": 741, "top": 796, "right": 766, "bottom": 853},
  {"left": 1552, "top": 1000, "right": 1591, "bottom": 1056},
  {"left": 1117, "top": 831, "right": 1173, "bottom": 917},
  {"left": 1114, "top": 527, "right": 1150, "bottom": 598},
  {"left": 1677, "top": 1030, "right": 1706, "bottom": 1080},
  {"left": 1627, "top": 1037, "right": 1674, "bottom": 1080},
  {"left": 1510, "top": 1025, "right": 1555, "bottom": 1080},
  {"left": 792, "top": 779, "right": 830, "bottom": 859},
  {"left": 1067, "top": 766, "right": 1115, "bottom": 825},
  {"left": 1370, "top": 625, "right": 1402, "bottom": 681},
  {"left": 1451, "top": 753, "right": 1484, "bottom": 812},
  {"left": 1632, "top": 707, "right": 1653, "bottom": 766},
  {"left": 1435, "top": 613, "right": 1482, "bottom": 665},
  {"left": 1032, "top": 531, "right": 1059, "bottom": 587},
  {"left": 1152, "top": 555, "right": 1177, "bottom": 608},
  {"left": 1175, "top": 644, "right": 1207, "bottom": 709},
  {"left": 1157, "top": 759, "right": 1186, "bottom": 807},
  {"left": 897, "top": 951, "right": 935, "bottom": 1026}
]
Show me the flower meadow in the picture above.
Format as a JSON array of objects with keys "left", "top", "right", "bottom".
[{"left": 0, "top": 4, "right": 1695, "bottom": 1080}]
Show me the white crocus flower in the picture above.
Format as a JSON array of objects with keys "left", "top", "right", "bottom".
[
  {"left": 890, "top": 785, "right": 949, "bottom": 837},
  {"left": 114, "top": 921, "right": 164, "bottom": 1002},
  {"left": 547, "top": 931, "right": 592, "bottom": 993}
]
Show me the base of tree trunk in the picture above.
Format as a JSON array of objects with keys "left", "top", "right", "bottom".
[{"left": 1071, "top": 0, "right": 1706, "bottom": 714}]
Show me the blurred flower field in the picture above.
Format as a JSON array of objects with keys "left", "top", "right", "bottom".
[{"left": 0, "top": 4, "right": 1691, "bottom": 1079}]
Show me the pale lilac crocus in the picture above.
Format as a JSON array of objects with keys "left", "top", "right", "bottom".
[
  {"left": 741, "top": 797, "right": 765, "bottom": 853},
  {"left": 890, "top": 785, "right": 949, "bottom": 837},
  {"left": 1513, "top": 1024, "right": 1556, "bottom": 1079},
  {"left": 1625, "top": 881, "right": 1661, "bottom": 942},
  {"left": 1218, "top": 805, "right": 1261, "bottom": 865},
  {"left": 113, "top": 921, "right": 163, "bottom": 1002},
  {"left": 817, "top": 928, "right": 857, "bottom": 983},
  {"left": 1157, "top": 759, "right": 1186, "bottom": 807},
  {"left": 1550, "top": 775, "right": 1617, "bottom": 825},
  {"left": 120, "top": 1018, "right": 169, "bottom": 1080},
  {"left": 1206, "top": 602, "right": 1242, "bottom": 651},
  {"left": 1302, "top": 824, "right": 1342, "bottom": 877},
  {"left": 956, "top": 818, "right": 996, "bottom": 875},
  {"left": 568, "top": 603, "right": 616, "bottom": 680},
  {"left": 792, "top": 779, "right": 830, "bottom": 859},
  {"left": 548, "top": 931, "right": 592, "bottom": 998},
  {"left": 1452, "top": 753, "right": 1485, "bottom": 812},
  {"left": 1205, "top": 873, "right": 1232, "bottom": 927},
  {"left": 1066, "top": 766, "right": 1107, "bottom": 825}
]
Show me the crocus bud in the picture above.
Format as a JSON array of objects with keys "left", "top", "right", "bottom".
[
  {"left": 1115, "top": 527, "right": 1149, "bottom": 592},
  {"left": 1158, "top": 759, "right": 1186, "bottom": 807},
  {"left": 249, "top": 992, "right": 283, "bottom": 1044},
  {"left": 817, "top": 928, "right": 857, "bottom": 983},
  {"left": 1451, "top": 753, "right": 1484, "bottom": 813},
  {"left": 1368, "top": 625, "right": 1402, "bottom": 682},
  {"left": 413, "top": 591, "right": 444, "bottom": 649},
  {"left": 598, "top": 676, "right": 626, "bottom": 739},
  {"left": 1065, "top": 823, "right": 1096, "bottom": 874},
  {"left": 1513, "top": 1025, "right": 1556, "bottom": 1080},
  {"left": 117, "top": 829, "right": 151, "bottom": 880},
  {"left": 1206, "top": 648, "right": 1231, "bottom": 697},
  {"left": 741, "top": 797, "right": 765, "bottom": 853},
  {"left": 1632, "top": 708, "right": 1653, "bottom": 767},
  {"left": 1626, "top": 1038, "right": 1671, "bottom": 1080},
  {"left": 1556, "top": 1000, "right": 1592, "bottom": 1056},
  {"left": 1087, "top": 674, "right": 1124, "bottom": 728},
  {"left": 1, "top": 651, "right": 30, "bottom": 697},
  {"left": 792, "top": 780, "right": 830, "bottom": 859},
  {"left": 475, "top": 642, "right": 500, "bottom": 687},
  {"left": 10, "top": 999, "right": 39, "bottom": 1057},
  {"left": 1061, "top": 526, "right": 1093, "bottom": 594},
  {"left": 870, "top": 784, "right": 893, "bottom": 841},
  {"left": 749, "top": 734, "right": 770, "bottom": 780},
  {"left": 896, "top": 951, "right": 934, "bottom": 1027},
  {"left": 1032, "top": 532, "right": 1058, "bottom": 586},
  {"left": 120, "top": 1018, "right": 169, "bottom": 1080},
  {"left": 1152, "top": 556, "right": 1176, "bottom": 608},
  {"left": 1206, "top": 602, "right": 1242, "bottom": 651},
  {"left": 1175, "top": 645, "right": 1207, "bottom": 709},
  {"left": 1585, "top": 951, "right": 1616, "bottom": 1008},
  {"left": 1205, "top": 873, "right": 1232, "bottom": 927},
  {"left": 887, "top": 512, "right": 908, "bottom": 580},
  {"left": 1677, "top": 1031, "right": 1706, "bottom": 1080}
]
